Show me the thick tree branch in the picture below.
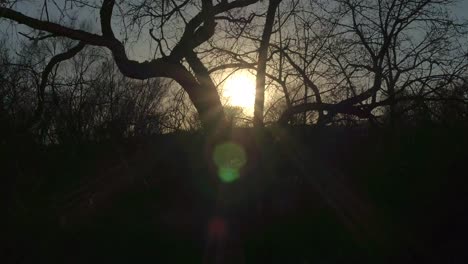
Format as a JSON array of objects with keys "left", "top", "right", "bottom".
[
  {"left": 100, "top": 0, "right": 116, "bottom": 39},
  {"left": 0, "top": 7, "right": 111, "bottom": 46},
  {"left": 33, "top": 41, "right": 86, "bottom": 124},
  {"left": 170, "top": 0, "right": 259, "bottom": 60},
  {"left": 278, "top": 102, "right": 372, "bottom": 125}
]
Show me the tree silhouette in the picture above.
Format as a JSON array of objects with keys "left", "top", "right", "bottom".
[
  {"left": 2, "top": 0, "right": 466, "bottom": 130},
  {"left": 0, "top": 0, "right": 263, "bottom": 133},
  {"left": 2, "top": 2, "right": 468, "bottom": 263},
  {"left": 253, "top": 0, "right": 281, "bottom": 128},
  {"left": 274, "top": 0, "right": 468, "bottom": 126},
  {"left": 0, "top": 36, "right": 172, "bottom": 144}
]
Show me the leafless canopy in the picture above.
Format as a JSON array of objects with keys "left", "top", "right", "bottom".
[{"left": 1, "top": 0, "right": 467, "bottom": 131}]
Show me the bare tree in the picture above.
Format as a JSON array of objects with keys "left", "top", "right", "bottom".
[
  {"left": 0, "top": 33, "right": 176, "bottom": 144},
  {"left": 0, "top": 0, "right": 264, "bottom": 133},
  {"left": 278, "top": 0, "right": 468, "bottom": 126},
  {"left": 2, "top": 0, "right": 466, "bottom": 132}
]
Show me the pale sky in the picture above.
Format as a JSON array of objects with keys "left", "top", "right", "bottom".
[
  {"left": 454, "top": 0, "right": 468, "bottom": 18},
  {"left": 2, "top": 0, "right": 468, "bottom": 58}
]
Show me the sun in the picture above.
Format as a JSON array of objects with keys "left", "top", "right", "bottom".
[{"left": 222, "top": 70, "right": 256, "bottom": 114}]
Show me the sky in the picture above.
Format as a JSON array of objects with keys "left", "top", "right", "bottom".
[
  {"left": 1, "top": 0, "right": 467, "bottom": 120},
  {"left": 0, "top": 0, "right": 468, "bottom": 57},
  {"left": 1, "top": 0, "right": 468, "bottom": 105},
  {"left": 454, "top": 0, "right": 468, "bottom": 18}
]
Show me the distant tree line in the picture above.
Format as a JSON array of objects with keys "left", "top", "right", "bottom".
[{"left": 0, "top": 37, "right": 202, "bottom": 145}]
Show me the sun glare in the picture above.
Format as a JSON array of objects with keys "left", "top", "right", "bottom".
[{"left": 222, "top": 71, "right": 256, "bottom": 114}]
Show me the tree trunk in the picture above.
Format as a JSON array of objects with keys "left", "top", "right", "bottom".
[
  {"left": 254, "top": 0, "right": 281, "bottom": 128},
  {"left": 185, "top": 51, "right": 227, "bottom": 136}
]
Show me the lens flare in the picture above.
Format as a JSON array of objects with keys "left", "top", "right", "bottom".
[
  {"left": 208, "top": 216, "right": 227, "bottom": 240},
  {"left": 213, "top": 142, "right": 247, "bottom": 183},
  {"left": 218, "top": 167, "right": 239, "bottom": 183}
]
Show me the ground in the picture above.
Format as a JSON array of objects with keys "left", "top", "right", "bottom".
[{"left": 2, "top": 125, "right": 468, "bottom": 263}]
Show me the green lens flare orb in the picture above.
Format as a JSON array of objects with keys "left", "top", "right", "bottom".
[
  {"left": 213, "top": 142, "right": 247, "bottom": 183},
  {"left": 218, "top": 167, "right": 239, "bottom": 183}
]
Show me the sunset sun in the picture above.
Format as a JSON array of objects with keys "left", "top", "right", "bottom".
[{"left": 222, "top": 71, "right": 256, "bottom": 113}]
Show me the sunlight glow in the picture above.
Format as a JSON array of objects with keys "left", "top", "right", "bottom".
[{"left": 222, "top": 71, "right": 256, "bottom": 113}]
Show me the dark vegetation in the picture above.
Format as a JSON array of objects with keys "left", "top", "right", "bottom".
[{"left": 2, "top": 123, "right": 468, "bottom": 263}]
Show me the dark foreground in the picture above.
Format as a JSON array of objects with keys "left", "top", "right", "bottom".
[{"left": 2, "top": 125, "right": 468, "bottom": 263}]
